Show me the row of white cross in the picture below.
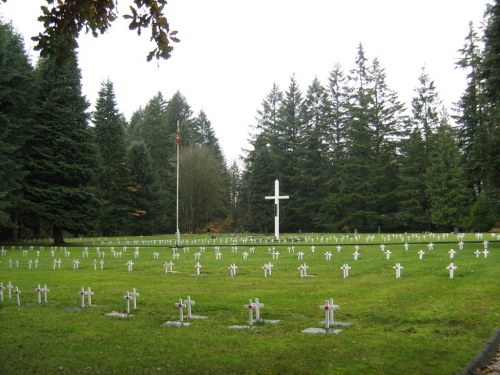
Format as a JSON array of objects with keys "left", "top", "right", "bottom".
[
  {"left": 0, "top": 236, "right": 493, "bottom": 256},
  {"left": 0, "top": 282, "right": 47, "bottom": 306},
  {"left": 3, "top": 241, "right": 492, "bottom": 270},
  {"left": 1, "top": 284, "right": 345, "bottom": 331}
]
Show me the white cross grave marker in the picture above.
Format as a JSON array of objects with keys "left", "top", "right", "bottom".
[
  {"left": 228, "top": 263, "right": 238, "bottom": 277},
  {"left": 265, "top": 179, "right": 289, "bottom": 241},
  {"left": 35, "top": 284, "right": 43, "bottom": 304},
  {"left": 245, "top": 299, "right": 255, "bottom": 326},
  {"left": 353, "top": 250, "right": 360, "bottom": 260},
  {"left": 86, "top": 287, "right": 94, "bottom": 306},
  {"left": 194, "top": 262, "right": 202, "bottom": 276},
  {"left": 385, "top": 250, "right": 392, "bottom": 260},
  {"left": 126, "top": 260, "right": 134, "bottom": 272},
  {"left": 175, "top": 298, "right": 187, "bottom": 322},
  {"left": 446, "top": 263, "right": 457, "bottom": 279},
  {"left": 124, "top": 291, "right": 131, "bottom": 315},
  {"left": 298, "top": 263, "right": 309, "bottom": 278},
  {"left": 325, "top": 251, "right": 332, "bottom": 261},
  {"left": 14, "top": 286, "right": 21, "bottom": 306},
  {"left": 320, "top": 299, "right": 339, "bottom": 330},
  {"left": 6, "top": 282, "right": 13, "bottom": 299},
  {"left": 130, "top": 288, "right": 139, "bottom": 310},
  {"left": 393, "top": 263, "right": 404, "bottom": 279},
  {"left": 483, "top": 249, "right": 490, "bottom": 258},
  {"left": 418, "top": 250, "right": 425, "bottom": 260},
  {"left": 341, "top": 264, "right": 351, "bottom": 278},
  {"left": 184, "top": 295, "right": 196, "bottom": 319},
  {"left": 42, "top": 285, "right": 49, "bottom": 303},
  {"left": 79, "top": 287, "right": 86, "bottom": 308},
  {"left": 448, "top": 249, "right": 456, "bottom": 259},
  {"left": 253, "top": 298, "right": 264, "bottom": 322}
]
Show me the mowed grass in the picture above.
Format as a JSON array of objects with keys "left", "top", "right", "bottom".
[{"left": 0, "top": 233, "right": 498, "bottom": 375}]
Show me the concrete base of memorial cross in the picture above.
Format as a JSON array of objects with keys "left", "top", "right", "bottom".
[
  {"left": 302, "top": 327, "right": 342, "bottom": 334},
  {"left": 105, "top": 311, "right": 133, "bottom": 318},
  {"left": 162, "top": 321, "right": 191, "bottom": 327}
]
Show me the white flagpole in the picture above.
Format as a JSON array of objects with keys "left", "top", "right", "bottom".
[{"left": 175, "top": 120, "right": 181, "bottom": 247}]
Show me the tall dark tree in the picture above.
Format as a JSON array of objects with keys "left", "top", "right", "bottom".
[
  {"left": 334, "top": 45, "right": 404, "bottom": 231},
  {"left": 397, "top": 127, "right": 429, "bottom": 230},
  {"left": 241, "top": 135, "right": 275, "bottom": 233},
  {"left": 24, "top": 48, "right": 98, "bottom": 244},
  {"left": 272, "top": 75, "right": 304, "bottom": 231},
  {"left": 241, "top": 84, "right": 282, "bottom": 232},
  {"left": 412, "top": 66, "right": 441, "bottom": 149},
  {"left": 192, "top": 110, "right": 225, "bottom": 166},
  {"left": 92, "top": 79, "right": 129, "bottom": 235},
  {"left": 480, "top": 1, "right": 500, "bottom": 213},
  {"left": 297, "top": 77, "right": 329, "bottom": 230},
  {"left": 0, "top": 21, "right": 33, "bottom": 239},
  {"left": 425, "top": 122, "right": 471, "bottom": 230},
  {"left": 126, "top": 141, "right": 159, "bottom": 235}
]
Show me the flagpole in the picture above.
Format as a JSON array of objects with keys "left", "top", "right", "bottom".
[{"left": 175, "top": 120, "right": 181, "bottom": 247}]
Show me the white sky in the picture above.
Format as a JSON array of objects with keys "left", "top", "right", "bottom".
[{"left": 0, "top": 0, "right": 490, "bottom": 164}]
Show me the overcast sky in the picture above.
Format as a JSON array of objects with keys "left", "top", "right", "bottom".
[{"left": 0, "top": 0, "right": 490, "bottom": 163}]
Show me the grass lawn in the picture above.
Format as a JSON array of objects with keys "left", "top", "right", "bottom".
[{"left": 0, "top": 233, "right": 498, "bottom": 374}]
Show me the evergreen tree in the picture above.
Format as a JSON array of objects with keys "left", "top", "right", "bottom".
[
  {"left": 24, "top": 49, "right": 99, "bottom": 244},
  {"left": 480, "top": 1, "right": 500, "bottom": 213},
  {"left": 425, "top": 122, "right": 471, "bottom": 230},
  {"left": 397, "top": 127, "right": 429, "bottom": 229},
  {"left": 297, "top": 77, "right": 329, "bottom": 230},
  {"left": 412, "top": 66, "right": 441, "bottom": 148},
  {"left": 241, "top": 84, "right": 282, "bottom": 232},
  {"left": 272, "top": 75, "right": 304, "bottom": 231},
  {"left": 455, "top": 22, "right": 485, "bottom": 194},
  {"left": 92, "top": 79, "right": 130, "bottom": 236},
  {"left": 334, "top": 46, "right": 404, "bottom": 231},
  {"left": 0, "top": 21, "right": 33, "bottom": 239},
  {"left": 126, "top": 141, "right": 159, "bottom": 235},
  {"left": 325, "top": 63, "right": 349, "bottom": 162},
  {"left": 469, "top": 193, "right": 496, "bottom": 231},
  {"left": 138, "top": 92, "right": 174, "bottom": 232},
  {"left": 126, "top": 108, "right": 144, "bottom": 144},
  {"left": 192, "top": 110, "right": 226, "bottom": 167},
  {"left": 241, "top": 135, "right": 275, "bottom": 233}
]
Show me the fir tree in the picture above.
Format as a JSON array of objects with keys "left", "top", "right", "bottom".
[
  {"left": 425, "top": 122, "right": 471, "bottom": 230},
  {"left": 126, "top": 141, "right": 159, "bottom": 235},
  {"left": 480, "top": 1, "right": 500, "bottom": 213},
  {"left": 0, "top": 21, "right": 33, "bottom": 238},
  {"left": 92, "top": 79, "right": 129, "bottom": 236},
  {"left": 24, "top": 49, "right": 99, "bottom": 244}
]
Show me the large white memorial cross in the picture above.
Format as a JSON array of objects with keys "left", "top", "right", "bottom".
[{"left": 265, "top": 179, "right": 289, "bottom": 241}]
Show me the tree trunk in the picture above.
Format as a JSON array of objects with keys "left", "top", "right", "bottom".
[{"left": 53, "top": 225, "right": 66, "bottom": 245}]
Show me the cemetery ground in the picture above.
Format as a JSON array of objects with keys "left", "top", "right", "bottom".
[{"left": 0, "top": 233, "right": 498, "bottom": 374}]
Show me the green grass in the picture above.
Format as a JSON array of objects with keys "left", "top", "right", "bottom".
[{"left": 0, "top": 233, "right": 498, "bottom": 374}]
